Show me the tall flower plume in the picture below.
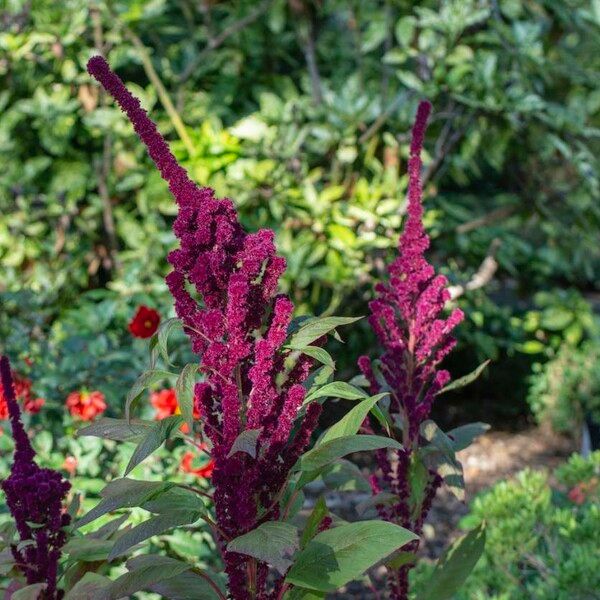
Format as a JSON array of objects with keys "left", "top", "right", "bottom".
[
  {"left": 87, "top": 56, "right": 321, "bottom": 599},
  {"left": 358, "top": 101, "right": 464, "bottom": 599},
  {"left": 0, "top": 356, "right": 71, "bottom": 600}
]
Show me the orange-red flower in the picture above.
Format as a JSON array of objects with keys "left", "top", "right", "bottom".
[
  {"left": 150, "top": 388, "right": 201, "bottom": 433},
  {"left": 128, "top": 305, "right": 161, "bottom": 339},
  {"left": 150, "top": 388, "right": 179, "bottom": 419},
  {"left": 62, "top": 456, "right": 78, "bottom": 476},
  {"left": 568, "top": 478, "right": 599, "bottom": 505},
  {"left": 66, "top": 390, "right": 107, "bottom": 421},
  {"left": 180, "top": 450, "right": 215, "bottom": 478},
  {"left": 0, "top": 373, "right": 45, "bottom": 419}
]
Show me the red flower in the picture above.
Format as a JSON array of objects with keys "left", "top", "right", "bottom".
[
  {"left": 128, "top": 305, "right": 161, "bottom": 338},
  {"left": 62, "top": 456, "right": 78, "bottom": 476},
  {"left": 180, "top": 449, "right": 214, "bottom": 478},
  {"left": 0, "top": 373, "right": 44, "bottom": 419},
  {"left": 150, "top": 388, "right": 179, "bottom": 419},
  {"left": 66, "top": 390, "right": 107, "bottom": 421},
  {"left": 151, "top": 388, "right": 202, "bottom": 433}
]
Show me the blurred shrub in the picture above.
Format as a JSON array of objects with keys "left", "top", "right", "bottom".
[
  {"left": 413, "top": 452, "right": 600, "bottom": 599},
  {"left": 528, "top": 339, "right": 600, "bottom": 433},
  {"left": 1, "top": 0, "right": 599, "bottom": 396}
]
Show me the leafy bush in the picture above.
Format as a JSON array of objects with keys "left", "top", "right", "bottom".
[
  {"left": 527, "top": 339, "right": 600, "bottom": 433},
  {"left": 413, "top": 452, "right": 600, "bottom": 599}
]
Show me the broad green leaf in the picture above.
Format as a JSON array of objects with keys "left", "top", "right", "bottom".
[
  {"left": 126, "top": 369, "right": 174, "bottom": 420},
  {"left": 109, "top": 510, "right": 203, "bottom": 559},
  {"left": 418, "top": 524, "right": 486, "bottom": 600},
  {"left": 300, "top": 497, "right": 329, "bottom": 548},
  {"left": 304, "top": 382, "right": 368, "bottom": 404},
  {"left": 12, "top": 584, "right": 47, "bottom": 600},
  {"left": 64, "top": 573, "right": 111, "bottom": 600},
  {"left": 447, "top": 422, "right": 490, "bottom": 452},
  {"left": 321, "top": 459, "right": 371, "bottom": 492},
  {"left": 303, "top": 365, "right": 334, "bottom": 396},
  {"left": 286, "top": 521, "right": 417, "bottom": 592},
  {"left": 76, "top": 479, "right": 175, "bottom": 528},
  {"left": 438, "top": 361, "right": 490, "bottom": 395},
  {"left": 110, "top": 555, "right": 192, "bottom": 599},
  {"left": 319, "top": 394, "right": 387, "bottom": 445},
  {"left": 298, "top": 346, "right": 335, "bottom": 368},
  {"left": 227, "top": 428, "right": 261, "bottom": 459},
  {"left": 297, "top": 435, "right": 402, "bottom": 474},
  {"left": 287, "top": 316, "right": 362, "bottom": 349},
  {"left": 284, "top": 588, "right": 325, "bottom": 600},
  {"left": 228, "top": 521, "right": 299, "bottom": 575},
  {"left": 77, "top": 418, "right": 155, "bottom": 442},
  {"left": 149, "top": 570, "right": 224, "bottom": 600},
  {"left": 142, "top": 485, "right": 206, "bottom": 514},
  {"left": 176, "top": 363, "right": 197, "bottom": 432},
  {"left": 125, "top": 415, "right": 184, "bottom": 475},
  {"left": 63, "top": 537, "right": 114, "bottom": 562}
]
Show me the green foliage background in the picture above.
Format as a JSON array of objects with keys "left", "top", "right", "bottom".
[{"left": 1, "top": 0, "right": 599, "bottom": 415}]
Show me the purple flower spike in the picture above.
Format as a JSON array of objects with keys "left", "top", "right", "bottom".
[
  {"left": 358, "top": 103, "right": 464, "bottom": 600},
  {"left": 1, "top": 356, "right": 71, "bottom": 600},
  {"left": 88, "top": 57, "right": 322, "bottom": 599}
]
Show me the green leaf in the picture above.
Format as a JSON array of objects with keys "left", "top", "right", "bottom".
[
  {"left": 63, "top": 537, "right": 114, "bottom": 562},
  {"left": 321, "top": 459, "right": 371, "bottom": 492},
  {"left": 110, "top": 555, "right": 192, "bottom": 599},
  {"left": 77, "top": 418, "right": 157, "bottom": 442},
  {"left": 125, "top": 415, "right": 184, "bottom": 475},
  {"left": 76, "top": 479, "right": 175, "bottom": 528},
  {"left": 447, "top": 422, "right": 490, "bottom": 452},
  {"left": 300, "top": 497, "right": 329, "bottom": 548},
  {"left": 418, "top": 523, "right": 486, "bottom": 600},
  {"left": 287, "top": 316, "right": 362, "bottom": 349},
  {"left": 296, "top": 435, "right": 402, "bottom": 488},
  {"left": 148, "top": 569, "right": 224, "bottom": 600},
  {"left": 64, "top": 573, "right": 111, "bottom": 600},
  {"left": 228, "top": 521, "right": 299, "bottom": 575},
  {"left": 109, "top": 510, "right": 203, "bottom": 559},
  {"left": 155, "top": 318, "right": 182, "bottom": 366},
  {"left": 175, "top": 363, "right": 198, "bottom": 433},
  {"left": 319, "top": 394, "right": 387, "bottom": 445},
  {"left": 438, "top": 361, "right": 490, "bottom": 395},
  {"left": 298, "top": 346, "right": 335, "bottom": 368},
  {"left": 284, "top": 588, "right": 325, "bottom": 600},
  {"left": 126, "top": 369, "right": 174, "bottom": 420},
  {"left": 305, "top": 382, "right": 368, "bottom": 404},
  {"left": 227, "top": 429, "right": 261, "bottom": 459},
  {"left": 286, "top": 521, "right": 418, "bottom": 592},
  {"left": 12, "top": 584, "right": 47, "bottom": 600}
]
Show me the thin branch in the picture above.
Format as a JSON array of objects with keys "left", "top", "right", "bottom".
[
  {"left": 178, "top": 0, "right": 273, "bottom": 82},
  {"left": 455, "top": 205, "right": 517, "bottom": 234},
  {"left": 447, "top": 238, "right": 502, "bottom": 300},
  {"left": 125, "top": 28, "right": 196, "bottom": 156},
  {"left": 297, "top": 15, "right": 324, "bottom": 106}
]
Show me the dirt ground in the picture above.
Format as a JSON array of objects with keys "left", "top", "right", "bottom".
[{"left": 324, "top": 427, "right": 576, "bottom": 598}]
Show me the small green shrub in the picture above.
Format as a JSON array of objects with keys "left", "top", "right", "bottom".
[
  {"left": 527, "top": 340, "right": 600, "bottom": 433},
  {"left": 413, "top": 452, "right": 600, "bottom": 599}
]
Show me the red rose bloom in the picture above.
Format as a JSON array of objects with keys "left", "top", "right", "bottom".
[
  {"left": 150, "top": 388, "right": 179, "bottom": 419},
  {"left": 180, "top": 450, "right": 215, "bottom": 478},
  {"left": 0, "top": 373, "right": 44, "bottom": 419},
  {"left": 128, "top": 305, "right": 161, "bottom": 338},
  {"left": 66, "top": 390, "right": 107, "bottom": 421}
]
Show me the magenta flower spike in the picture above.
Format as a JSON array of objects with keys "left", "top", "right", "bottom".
[
  {"left": 0, "top": 356, "right": 71, "bottom": 600},
  {"left": 358, "top": 102, "right": 464, "bottom": 599},
  {"left": 87, "top": 56, "right": 321, "bottom": 599}
]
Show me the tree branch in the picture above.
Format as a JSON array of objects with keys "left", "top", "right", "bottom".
[
  {"left": 178, "top": 0, "right": 273, "bottom": 82},
  {"left": 447, "top": 238, "right": 502, "bottom": 300},
  {"left": 125, "top": 28, "right": 196, "bottom": 157}
]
